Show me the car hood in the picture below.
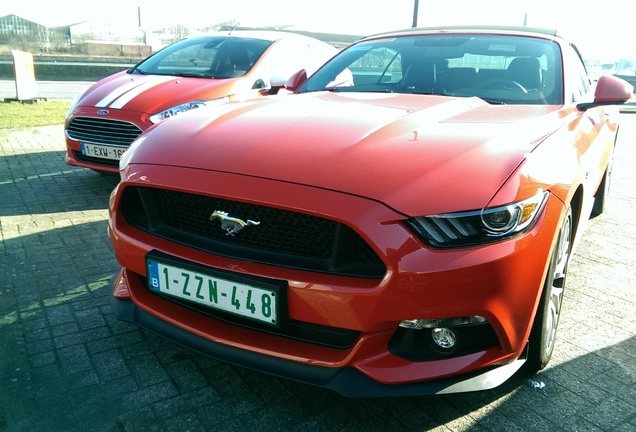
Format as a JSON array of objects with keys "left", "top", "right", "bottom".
[
  {"left": 76, "top": 70, "right": 243, "bottom": 113},
  {"left": 129, "top": 92, "right": 567, "bottom": 215}
]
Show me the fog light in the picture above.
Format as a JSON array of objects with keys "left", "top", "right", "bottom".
[
  {"left": 399, "top": 315, "right": 486, "bottom": 329},
  {"left": 390, "top": 316, "right": 499, "bottom": 361},
  {"left": 431, "top": 327, "right": 456, "bottom": 349}
]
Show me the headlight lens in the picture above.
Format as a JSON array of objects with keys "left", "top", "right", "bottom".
[
  {"left": 118, "top": 134, "right": 147, "bottom": 180},
  {"left": 65, "top": 90, "right": 86, "bottom": 119},
  {"left": 148, "top": 97, "right": 229, "bottom": 124},
  {"left": 407, "top": 190, "right": 549, "bottom": 248}
]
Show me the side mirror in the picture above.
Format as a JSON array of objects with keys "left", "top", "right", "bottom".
[
  {"left": 284, "top": 69, "right": 308, "bottom": 92},
  {"left": 267, "top": 72, "right": 307, "bottom": 95},
  {"left": 253, "top": 78, "right": 273, "bottom": 96},
  {"left": 262, "top": 75, "right": 287, "bottom": 95},
  {"left": 270, "top": 75, "right": 286, "bottom": 89},
  {"left": 577, "top": 74, "right": 634, "bottom": 111}
]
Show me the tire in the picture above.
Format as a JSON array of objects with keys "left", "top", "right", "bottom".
[
  {"left": 526, "top": 206, "right": 573, "bottom": 372},
  {"left": 591, "top": 147, "right": 614, "bottom": 218}
]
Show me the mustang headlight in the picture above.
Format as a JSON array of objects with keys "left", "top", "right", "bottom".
[
  {"left": 118, "top": 134, "right": 148, "bottom": 181},
  {"left": 149, "top": 97, "right": 229, "bottom": 124},
  {"left": 407, "top": 190, "right": 549, "bottom": 248}
]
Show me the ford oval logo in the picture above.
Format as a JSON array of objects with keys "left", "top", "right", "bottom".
[{"left": 96, "top": 109, "right": 109, "bottom": 115}]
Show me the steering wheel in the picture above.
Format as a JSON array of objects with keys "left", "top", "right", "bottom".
[{"left": 475, "top": 79, "right": 528, "bottom": 93}]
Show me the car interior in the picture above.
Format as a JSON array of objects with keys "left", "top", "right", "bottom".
[{"left": 301, "top": 34, "right": 564, "bottom": 105}]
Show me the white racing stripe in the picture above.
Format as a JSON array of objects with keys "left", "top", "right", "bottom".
[
  {"left": 95, "top": 78, "right": 149, "bottom": 107},
  {"left": 95, "top": 75, "right": 176, "bottom": 109}
]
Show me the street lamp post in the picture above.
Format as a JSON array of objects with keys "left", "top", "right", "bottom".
[{"left": 412, "top": 0, "right": 419, "bottom": 27}]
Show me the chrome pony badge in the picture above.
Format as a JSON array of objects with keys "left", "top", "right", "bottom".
[{"left": 210, "top": 210, "right": 260, "bottom": 236}]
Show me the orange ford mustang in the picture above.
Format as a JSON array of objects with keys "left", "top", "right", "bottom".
[
  {"left": 107, "top": 26, "right": 632, "bottom": 397},
  {"left": 64, "top": 30, "right": 337, "bottom": 174}
]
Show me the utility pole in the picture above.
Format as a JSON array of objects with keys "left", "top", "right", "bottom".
[{"left": 412, "top": 0, "right": 419, "bottom": 27}]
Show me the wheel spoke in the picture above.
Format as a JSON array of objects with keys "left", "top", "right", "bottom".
[
  {"left": 554, "top": 221, "right": 571, "bottom": 282},
  {"left": 553, "top": 250, "right": 569, "bottom": 282},
  {"left": 544, "top": 214, "right": 572, "bottom": 352}
]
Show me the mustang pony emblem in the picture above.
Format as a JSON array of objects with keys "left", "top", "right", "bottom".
[{"left": 210, "top": 210, "right": 260, "bottom": 236}]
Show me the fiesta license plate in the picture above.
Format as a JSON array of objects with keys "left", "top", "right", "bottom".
[
  {"left": 81, "top": 143, "right": 126, "bottom": 160},
  {"left": 146, "top": 255, "right": 281, "bottom": 327}
]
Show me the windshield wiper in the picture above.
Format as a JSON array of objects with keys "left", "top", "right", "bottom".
[
  {"left": 324, "top": 87, "right": 394, "bottom": 93},
  {"left": 411, "top": 90, "right": 447, "bottom": 96},
  {"left": 130, "top": 67, "right": 150, "bottom": 75},
  {"left": 178, "top": 73, "right": 209, "bottom": 78},
  {"left": 479, "top": 98, "right": 506, "bottom": 105}
]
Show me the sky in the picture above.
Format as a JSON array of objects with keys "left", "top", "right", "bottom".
[{"left": 0, "top": 0, "right": 632, "bottom": 62}]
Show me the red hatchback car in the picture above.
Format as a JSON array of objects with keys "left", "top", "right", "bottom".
[
  {"left": 108, "top": 26, "right": 632, "bottom": 397},
  {"left": 64, "top": 30, "right": 337, "bottom": 173}
]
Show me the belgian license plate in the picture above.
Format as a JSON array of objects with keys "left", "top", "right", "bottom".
[
  {"left": 81, "top": 143, "right": 126, "bottom": 160},
  {"left": 146, "top": 257, "right": 280, "bottom": 327}
]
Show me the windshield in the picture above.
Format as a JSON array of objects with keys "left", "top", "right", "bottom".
[
  {"left": 132, "top": 36, "right": 273, "bottom": 79},
  {"left": 298, "top": 33, "right": 563, "bottom": 105}
]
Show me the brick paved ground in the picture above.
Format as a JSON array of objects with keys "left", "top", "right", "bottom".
[{"left": 0, "top": 118, "right": 635, "bottom": 432}]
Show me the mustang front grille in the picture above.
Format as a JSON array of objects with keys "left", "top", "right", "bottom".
[
  {"left": 66, "top": 117, "right": 143, "bottom": 147},
  {"left": 121, "top": 186, "right": 387, "bottom": 279}
]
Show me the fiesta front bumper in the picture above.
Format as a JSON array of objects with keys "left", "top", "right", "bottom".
[
  {"left": 111, "top": 273, "right": 527, "bottom": 398},
  {"left": 64, "top": 108, "right": 146, "bottom": 174}
]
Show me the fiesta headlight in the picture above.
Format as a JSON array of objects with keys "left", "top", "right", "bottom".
[
  {"left": 149, "top": 97, "right": 229, "bottom": 124},
  {"left": 407, "top": 190, "right": 549, "bottom": 248},
  {"left": 65, "top": 89, "right": 87, "bottom": 119}
]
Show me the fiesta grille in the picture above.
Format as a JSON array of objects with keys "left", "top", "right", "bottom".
[
  {"left": 121, "top": 186, "right": 387, "bottom": 279},
  {"left": 66, "top": 117, "right": 143, "bottom": 147}
]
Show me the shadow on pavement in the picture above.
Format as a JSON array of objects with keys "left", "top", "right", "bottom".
[{"left": 0, "top": 150, "right": 118, "bottom": 217}]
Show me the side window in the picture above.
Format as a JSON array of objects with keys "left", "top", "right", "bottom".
[{"left": 566, "top": 44, "right": 590, "bottom": 102}]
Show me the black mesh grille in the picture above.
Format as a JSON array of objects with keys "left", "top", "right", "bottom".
[
  {"left": 122, "top": 186, "right": 387, "bottom": 279},
  {"left": 66, "top": 117, "right": 143, "bottom": 147}
]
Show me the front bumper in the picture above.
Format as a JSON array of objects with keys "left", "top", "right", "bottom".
[
  {"left": 65, "top": 148, "right": 121, "bottom": 173},
  {"left": 108, "top": 165, "right": 565, "bottom": 396},
  {"left": 111, "top": 271, "right": 527, "bottom": 398},
  {"left": 64, "top": 108, "right": 146, "bottom": 173}
]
